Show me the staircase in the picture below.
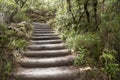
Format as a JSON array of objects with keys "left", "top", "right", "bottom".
[{"left": 14, "top": 23, "right": 80, "bottom": 80}]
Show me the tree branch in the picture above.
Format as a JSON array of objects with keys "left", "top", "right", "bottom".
[
  {"left": 66, "top": 0, "right": 76, "bottom": 24},
  {"left": 84, "top": 0, "right": 90, "bottom": 23}
]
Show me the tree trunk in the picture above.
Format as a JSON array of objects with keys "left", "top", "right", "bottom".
[
  {"left": 9, "top": 7, "right": 18, "bottom": 22},
  {"left": 20, "top": 0, "right": 27, "bottom": 9},
  {"left": 93, "top": 0, "right": 99, "bottom": 31},
  {"left": 84, "top": 0, "right": 90, "bottom": 23}
]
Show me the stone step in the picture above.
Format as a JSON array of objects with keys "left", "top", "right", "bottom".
[
  {"left": 18, "top": 55, "right": 74, "bottom": 68},
  {"left": 32, "top": 33, "right": 58, "bottom": 36},
  {"left": 33, "top": 24, "right": 51, "bottom": 29},
  {"left": 33, "top": 25, "right": 50, "bottom": 27},
  {"left": 34, "top": 27, "right": 51, "bottom": 29},
  {"left": 14, "top": 66, "right": 80, "bottom": 80},
  {"left": 33, "top": 29, "right": 53, "bottom": 31},
  {"left": 33, "top": 31, "right": 55, "bottom": 34},
  {"left": 30, "top": 39, "right": 62, "bottom": 44},
  {"left": 27, "top": 43, "right": 66, "bottom": 50},
  {"left": 24, "top": 49, "right": 71, "bottom": 57},
  {"left": 30, "top": 36, "right": 60, "bottom": 40},
  {"left": 33, "top": 22, "right": 47, "bottom": 26},
  {"left": 14, "top": 23, "right": 80, "bottom": 80}
]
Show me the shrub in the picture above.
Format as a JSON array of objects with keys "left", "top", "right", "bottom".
[
  {"left": 13, "top": 11, "right": 30, "bottom": 23},
  {"left": 0, "top": 22, "right": 32, "bottom": 80},
  {"left": 74, "top": 48, "right": 89, "bottom": 66},
  {"left": 100, "top": 49, "right": 120, "bottom": 80},
  {"left": 64, "top": 32, "right": 102, "bottom": 66},
  {"left": 66, "top": 32, "right": 101, "bottom": 52}
]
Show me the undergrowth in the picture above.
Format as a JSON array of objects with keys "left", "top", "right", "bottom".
[{"left": 0, "top": 23, "right": 32, "bottom": 80}]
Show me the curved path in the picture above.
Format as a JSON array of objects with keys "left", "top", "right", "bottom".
[{"left": 14, "top": 23, "right": 80, "bottom": 80}]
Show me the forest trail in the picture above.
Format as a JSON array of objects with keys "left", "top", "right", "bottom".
[{"left": 14, "top": 23, "right": 80, "bottom": 80}]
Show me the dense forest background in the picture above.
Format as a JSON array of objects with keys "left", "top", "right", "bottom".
[{"left": 0, "top": 0, "right": 120, "bottom": 80}]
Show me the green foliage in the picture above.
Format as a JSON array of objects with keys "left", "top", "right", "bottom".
[
  {"left": 0, "top": 0, "right": 120, "bottom": 79},
  {"left": 14, "top": 39, "right": 27, "bottom": 48},
  {"left": 66, "top": 32, "right": 100, "bottom": 53},
  {"left": 104, "top": 63, "right": 119, "bottom": 80},
  {"left": 0, "top": 48, "right": 13, "bottom": 80},
  {"left": 74, "top": 48, "right": 88, "bottom": 66},
  {"left": 43, "top": 0, "right": 120, "bottom": 79},
  {"left": 0, "top": 0, "right": 32, "bottom": 79},
  {"left": 100, "top": 49, "right": 117, "bottom": 63},
  {"left": 0, "top": 0, "right": 30, "bottom": 22},
  {"left": 100, "top": 49, "right": 120, "bottom": 80},
  {"left": 74, "top": 54, "right": 85, "bottom": 66},
  {"left": 13, "top": 11, "right": 30, "bottom": 22},
  {"left": 0, "top": 23, "right": 32, "bottom": 80}
]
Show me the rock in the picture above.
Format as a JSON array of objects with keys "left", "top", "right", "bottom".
[
  {"left": 17, "top": 21, "right": 27, "bottom": 27},
  {"left": 79, "top": 67, "right": 110, "bottom": 80}
]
